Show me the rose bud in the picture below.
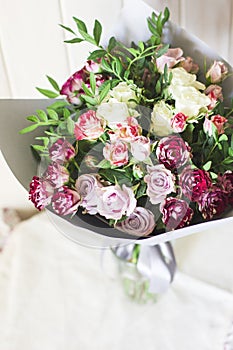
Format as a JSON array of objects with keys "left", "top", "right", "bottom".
[
  {"left": 103, "top": 140, "right": 128, "bottom": 167},
  {"left": 206, "top": 61, "right": 228, "bottom": 83},
  {"left": 160, "top": 197, "right": 194, "bottom": 231},
  {"left": 179, "top": 56, "right": 199, "bottom": 74},
  {"left": 74, "top": 110, "right": 105, "bottom": 141},
  {"left": 116, "top": 207, "right": 156, "bottom": 237},
  {"left": 198, "top": 187, "right": 228, "bottom": 220},
  {"left": 29, "top": 176, "right": 54, "bottom": 211},
  {"left": 97, "top": 185, "right": 136, "bottom": 220},
  {"left": 49, "top": 138, "right": 75, "bottom": 164},
  {"left": 52, "top": 186, "right": 80, "bottom": 216},
  {"left": 170, "top": 112, "right": 188, "bottom": 133},
  {"left": 75, "top": 174, "right": 102, "bottom": 215},
  {"left": 204, "top": 115, "right": 227, "bottom": 137},
  {"left": 156, "top": 47, "right": 184, "bottom": 72},
  {"left": 180, "top": 167, "right": 212, "bottom": 202},
  {"left": 156, "top": 135, "right": 191, "bottom": 170},
  {"left": 205, "top": 84, "right": 223, "bottom": 110},
  {"left": 144, "top": 164, "right": 176, "bottom": 204}
]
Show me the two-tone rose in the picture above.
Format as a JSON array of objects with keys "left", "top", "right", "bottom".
[
  {"left": 49, "top": 138, "right": 75, "bottom": 163},
  {"left": 203, "top": 115, "right": 227, "bottom": 137},
  {"left": 74, "top": 110, "right": 105, "bottom": 141},
  {"left": 206, "top": 61, "right": 228, "bottom": 83},
  {"left": 29, "top": 176, "right": 54, "bottom": 211},
  {"left": 198, "top": 187, "right": 228, "bottom": 220},
  {"left": 170, "top": 112, "right": 188, "bottom": 133},
  {"left": 156, "top": 47, "right": 184, "bottom": 72},
  {"left": 45, "top": 162, "right": 70, "bottom": 188},
  {"left": 180, "top": 167, "right": 212, "bottom": 202},
  {"left": 103, "top": 140, "right": 128, "bottom": 167},
  {"left": 75, "top": 174, "right": 102, "bottom": 215},
  {"left": 130, "top": 136, "right": 151, "bottom": 161},
  {"left": 156, "top": 135, "right": 191, "bottom": 170},
  {"left": 52, "top": 186, "right": 81, "bottom": 216},
  {"left": 160, "top": 197, "right": 194, "bottom": 230}
]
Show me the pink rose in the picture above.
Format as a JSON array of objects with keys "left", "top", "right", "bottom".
[
  {"left": 52, "top": 186, "right": 80, "bottom": 216},
  {"left": 160, "top": 197, "right": 194, "bottom": 230},
  {"left": 116, "top": 207, "right": 156, "bottom": 237},
  {"left": 156, "top": 47, "right": 184, "bottom": 72},
  {"left": 198, "top": 187, "right": 228, "bottom": 220},
  {"left": 156, "top": 135, "right": 191, "bottom": 170},
  {"left": 179, "top": 56, "right": 199, "bottom": 74},
  {"left": 45, "top": 162, "right": 69, "bottom": 189},
  {"left": 109, "top": 117, "right": 141, "bottom": 142},
  {"left": 180, "top": 167, "right": 212, "bottom": 202},
  {"left": 75, "top": 174, "right": 102, "bottom": 214},
  {"left": 170, "top": 112, "right": 188, "bottom": 133},
  {"left": 60, "top": 60, "right": 105, "bottom": 104},
  {"left": 74, "top": 110, "right": 105, "bottom": 141},
  {"left": 130, "top": 136, "right": 151, "bottom": 161},
  {"left": 206, "top": 61, "right": 228, "bottom": 83},
  {"left": 205, "top": 85, "right": 223, "bottom": 110},
  {"left": 144, "top": 164, "right": 176, "bottom": 204},
  {"left": 97, "top": 185, "right": 136, "bottom": 220},
  {"left": 204, "top": 114, "right": 227, "bottom": 136},
  {"left": 103, "top": 140, "right": 128, "bottom": 167},
  {"left": 49, "top": 138, "right": 75, "bottom": 163},
  {"left": 29, "top": 176, "right": 54, "bottom": 211}
]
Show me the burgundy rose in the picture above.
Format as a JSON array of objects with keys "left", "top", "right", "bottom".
[
  {"left": 156, "top": 135, "right": 191, "bottom": 170},
  {"left": 160, "top": 197, "right": 194, "bottom": 231},
  {"left": 52, "top": 186, "right": 80, "bottom": 216},
  {"left": 29, "top": 176, "right": 54, "bottom": 211},
  {"left": 116, "top": 207, "right": 156, "bottom": 237},
  {"left": 49, "top": 138, "right": 75, "bottom": 163},
  {"left": 60, "top": 60, "right": 105, "bottom": 104},
  {"left": 45, "top": 162, "right": 69, "bottom": 189},
  {"left": 218, "top": 171, "right": 233, "bottom": 206},
  {"left": 180, "top": 167, "right": 212, "bottom": 202},
  {"left": 198, "top": 187, "right": 228, "bottom": 220}
]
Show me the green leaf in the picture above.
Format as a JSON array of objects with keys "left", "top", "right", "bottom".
[
  {"left": 210, "top": 172, "right": 218, "bottom": 179},
  {"left": 27, "top": 115, "right": 39, "bottom": 122},
  {"left": 155, "top": 80, "right": 161, "bottom": 94},
  {"left": 36, "top": 109, "right": 48, "bottom": 122},
  {"left": 89, "top": 72, "right": 96, "bottom": 94},
  {"left": 136, "top": 182, "right": 147, "bottom": 199},
  {"left": 93, "top": 19, "right": 102, "bottom": 45},
  {"left": 64, "top": 38, "right": 84, "bottom": 44},
  {"left": 156, "top": 44, "right": 169, "bottom": 58},
  {"left": 222, "top": 157, "right": 233, "bottom": 165},
  {"left": 59, "top": 24, "right": 76, "bottom": 35},
  {"left": 46, "top": 75, "right": 60, "bottom": 92},
  {"left": 78, "top": 30, "right": 96, "bottom": 45},
  {"left": 82, "top": 83, "right": 94, "bottom": 97},
  {"left": 229, "top": 148, "right": 233, "bottom": 157},
  {"left": 81, "top": 95, "right": 97, "bottom": 105},
  {"left": 96, "top": 159, "right": 111, "bottom": 169},
  {"left": 203, "top": 160, "right": 212, "bottom": 171},
  {"left": 128, "top": 48, "right": 138, "bottom": 57},
  {"left": 101, "top": 59, "right": 112, "bottom": 73},
  {"left": 98, "top": 81, "right": 111, "bottom": 102},
  {"left": 31, "top": 145, "right": 46, "bottom": 152},
  {"left": 108, "top": 36, "right": 117, "bottom": 52},
  {"left": 19, "top": 124, "right": 39, "bottom": 134},
  {"left": 63, "top": 108, "right": 71, "bottom": 119},
  {"left": 219, "top": 134, "right": 228, "bottom": 142},
  {"left": 36, "top": 87, "right": 59, "bottom": 98},
  {"left": 73, "top": 17, "right": 87, "bottom": 33},
  {"left": 47, "top": 109, "right": 59, "bottom": 120},
  {"left": 48, "top": 101, "right": 69, "bottom": 110},
  {"left": 67, "top": 118, "right": 75, "bottom": 134},
  {"left": 138, "top": 41, "right": 144, "bottom": 52},
  {"left": 162, "top": 7, "right": 170, "bottom": 24},
  {"left": 88, "top": 49, "right": 106, "bottom": 61}
]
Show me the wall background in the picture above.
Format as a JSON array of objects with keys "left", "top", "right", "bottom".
[
  {"left": 0, "top": 0, "right": 232, "bottom": 213},
  {"left": 0, "top": 0, "right": 232, "bottom": 98}
]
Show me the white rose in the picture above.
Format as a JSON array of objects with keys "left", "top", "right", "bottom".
[
  {"left": 109, "top": 82, "right": 138, "bottom": 108},
  {"left": 97, "top": 98, "right": 129, "bottom": 127},
  {"left": 171, "top": 86, "right": 210, "bottom": 117},
  {"left": 170, "top": 67, "right": 205, "bottom": 90},
  {"left": 150, "top": 101, "right": 173, "bottom": 136}
]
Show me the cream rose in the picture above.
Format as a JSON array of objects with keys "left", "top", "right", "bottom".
[
  {"left": 150, "top": 101, "right": 173, "bottom": 136},
  {"left": 109, "top": 82, "right": 138, "bottom": 108},
  {"left": 97, "top": 99, "right": 129, "bottom": 127},
  {"left": 169, "top": 67, "right": 205, "bottom": 90}
]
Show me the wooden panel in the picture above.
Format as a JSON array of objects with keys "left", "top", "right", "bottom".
[
  {"left": 59, "top": 0, "right": 123, "bottom": 73},
  {"left": 183, "top": 0, "right": 232, "bottom": 62},
  {"left": 0, "top": 0, "right": 70, "bottom": 97},
  {"left": 0, "top": 40, "right": 12, "bottom": 97}
]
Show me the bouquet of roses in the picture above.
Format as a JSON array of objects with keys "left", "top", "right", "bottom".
[{"left": 20, "top": 7, "right": 233, "bottom": 240}]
